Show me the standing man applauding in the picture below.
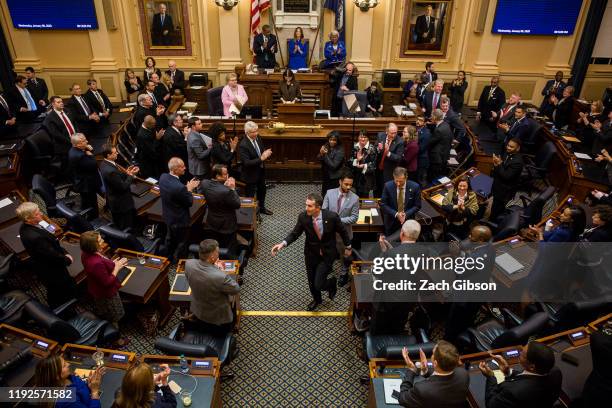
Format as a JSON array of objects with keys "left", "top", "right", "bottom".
[
  {"left": 271, "top": 193, "right": 352, "bottom": 311},
  {"left": 240, "top": 121, "right": 273, "bottom": 216}
]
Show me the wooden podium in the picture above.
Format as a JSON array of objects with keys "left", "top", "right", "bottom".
[{"left": 277, "top": 103, "right": 317, "bottom": 124}]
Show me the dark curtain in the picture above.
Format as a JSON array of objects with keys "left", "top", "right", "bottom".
[{"left": 0, "top": 22, "right": 14, "bottom": 91}]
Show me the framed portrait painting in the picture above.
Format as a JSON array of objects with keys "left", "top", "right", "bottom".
[
  {"left": 138, "top": 0, "right": 193, "bottom": 56},
  {"left": 401, "top": 0, "right": 453, "bottom": 57}
]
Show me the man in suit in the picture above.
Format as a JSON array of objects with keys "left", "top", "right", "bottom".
[
  {"left": 416, "top": 116, "right": 431, "bottom": 187},
  {"left": 399, "top": 340, "right": 469, "bottom": 407},
  {"left": 166, "top": 60, "right": 186, "bottom": 93},
  {"left": 490, "top": 138, "right": 524, "bottom": 220},
  {"left": 422, "top": 79, "right": 444, "bottom": 118},
  {"left": 428, "top": 109, "right": 454, "bottom": 182},
  {"left": 323, "top": 172, "right": 360, "bottom": 287},
  {"left": 151, "top": 73, "right": 171, "bottom": 107},
  {"left": 198, "top": 164, "right": 241, "bottom": 257},
  {"left": 185, "top": 239, "right": 240, "bottom": 335},
  {"left": 159, "top": 158, "right": 200, "bottom": 262},
  {"left": 422, "top": 61, "right": 438, "bottom": 86},
  {"left": 25, "top": 67, "right": 48, "bottom": 109},
  {"left": 16, "top": 202, "right": 77, "bottom": 308},
  {"left": 66, "top": 83, "right": 99, "bottom": 137},
  {"left": 0, "top": 92, "right": 17, "bottom": 137},
  {"left": 499, "top": 105, "right": 533, "bottom": 145},
  {"left": 151, "top": 2, "right": 174, "bottom": 46},
  {"left": 348, "top": 131, "right": 377, "bottom": 197},
  {"left": 100, "top": 145, "right": 139, "bottom": 230},
  {"left": 135, "top": 114, "right": 164, "bottom": 180},
  {"left": 380, "top": 167, "right": 422, "bottom": 236},
  {"left": 42, "top": 96, "right": 78, "bottom": 165},
  {"left": 375, "top": 122, "right": 405, "bottom": 197},
  {"left": 540, "top": 71, "right": 566, "bottom": 118},
  {"left": 582, "top": 324, "right": 612, "bottom": 407},
  {"left": 240, "top": 121, "right": 273, "bottom": 215},
  {"left": 84, "top": 79, "right": 113, "bottom": 123},
  {"left": 253, "top": 25, "right": 278, "bottom": 69},
  {"left": 415, "top": 5, "right": 436, "bottom": 44},
  {"left": 551, "top": 85, "right": 576, "bottom": 129},
  {"left": 144, "top": 79, "right": 160, "bottom": 108},
  {"left": 133, "top": 93, "right": 166, "bottom": 130},
  {"left": 477, "top": 76, "right": 506, "bottom": 132},
  {"left": 7, "top": 75, "right": 41, "bottom": 122},
  {"left": 162, "top": 114, "right": 188, "bottom": 167},
  {"left": 68, "top": 133, "right": 100, "bottom": 218},
  {"left": 186, "top": 116, "right": 212, "bottom": 180},
  {"left": 493, "top": 92, "right": 521, "bottom": 127},
  {"left": 272, "top": 193, "right": 352, "bottom": 310},
  {"left": 479, "top": 341, "right": 562, "bottom": 408},
  {"left": 440, "top": 96, "right": 466, "bottom": 145}
]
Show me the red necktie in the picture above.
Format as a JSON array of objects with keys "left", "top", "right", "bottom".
[
  {"left": 60, "top": 111, "right": 75, "bottom": 135},
  {"left": 433, "top": 93, "right": 439, "bottom": 109},
  {"left": 313, "top": 217, "right": 322, "bottom": 240},
  {"left": 379, "top": 143, "right": 389, "bottom": 170}
]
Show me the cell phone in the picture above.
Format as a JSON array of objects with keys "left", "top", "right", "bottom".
[
  {"left": 561, "top": 352, "right": 579, "bottom": 366},
  {"left": 391, "top": 390, "right": 400, "bottom": 400},
  {"left": 364, "top": 216, "right": 371, "bottom": 224}
]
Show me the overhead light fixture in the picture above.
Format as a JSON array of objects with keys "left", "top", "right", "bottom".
[
  {"left": 354, "top": 0, "right": 379, "bottom": 12},
  {"left": 215, "top": 0, "right": 239, "bottom": 11}
]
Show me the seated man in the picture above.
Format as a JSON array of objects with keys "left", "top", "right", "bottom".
[
  {"left": 184, "top": 239, "right": 240, "bottom": 335},
  {"left": 166, "top": 60, "right": 186, "bottom": 93},
  {"left": 380, "top": 167, "right": 421, "bottom": 236},
  {"left": 322, "top": 30, "right": 346, "bottom": 69},
  {"left": 84, "top": 79, "right": 113, "bottom": 123},
  {"left": 66, "top": 83, "right": 100, "bottom": 136},
  {"left": 6, "top": 75, "right": 42, "bottom": 122},
  {"left": 479, "top": 341, "right": 562, "bottom": 408},
  {"left": 399, "top": 340, "right": 469, "bottom": 407}
]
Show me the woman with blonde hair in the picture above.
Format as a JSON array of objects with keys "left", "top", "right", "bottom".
[
  {"left": 221, "top": 73, "right": 248, "bottom": 117},
  {"left": 441, "top": 176, "right": 479, "bottom": 239},
  {"left": 112, "top": 362, "right": 176, "bottom": 408},
  {"left": 124, "top": 69, "right": 143, "bottom": 103}
]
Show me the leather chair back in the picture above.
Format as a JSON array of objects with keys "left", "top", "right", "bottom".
[
  {"left": 493, "top": 210, "right": 520, "bottom": 242},
  {"left": 207, "top": 87, "right": 224, "bottom": 116},
  {"left": 24, "top": 300, "right": 80, "bottom": 344},
  {"left": 32, "top": 174, "right": 57, "bottom": 210},
  {"left": 98, "top": 224, "right": 145, "bottom": 252},
  {"left": 522, "top": 186, "right": 556, "bottom": 226}
]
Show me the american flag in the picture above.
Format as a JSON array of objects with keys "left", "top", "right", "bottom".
[{"left": 250, "top": 0, "right": 271, "bottom": 38}]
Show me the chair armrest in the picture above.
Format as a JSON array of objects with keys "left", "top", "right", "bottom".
[
  {"left": 510, "top": 312, "right": 549, "bottom": 339},
  {"left": 384, "top": 342, "right": 436, "bottom": 360},
  {"left": 502, "top": 308, "right": 524, "bottom": 327},
  {"left": 154, "top": 338, "right": 215, "bottom": 358},
  {"left": 53, "top": 298, "right": 78, "bottom": 316},
  {"left": 77, "top": 207, "right": 94, "bottom": 218}
]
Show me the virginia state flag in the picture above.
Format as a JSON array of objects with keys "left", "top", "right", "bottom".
[{"left": 324, "top": 0, "right": 345, "bottom": 43}]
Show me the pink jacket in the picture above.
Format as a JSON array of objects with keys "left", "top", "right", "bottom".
[{"left": 221, "top": 84, "right": 248, "bottom": 117}]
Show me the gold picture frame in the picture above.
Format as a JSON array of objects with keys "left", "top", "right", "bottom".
[
  {"left": 401, "top": 0, "right": 453, "bottom": 57},
  {"left": 138, "top": 0, "right": 192, "bottom": 56}
]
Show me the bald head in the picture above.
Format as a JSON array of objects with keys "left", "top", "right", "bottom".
[
  {"left": 470, "top": 225, "right": 492, "bottom": 243},
  {"left": 143, "top": 115, "right": 156, "bottom": 129}
]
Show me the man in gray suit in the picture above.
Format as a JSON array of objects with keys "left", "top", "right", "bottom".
[
  {"left": 322, "top": 171, "right": 359, "bottom": 287},
  {"left": 185, "top": 239, "right": 240, "bottom": 335},
  {"left": 186, "top": 116, "right": 212, "bottom": 180}
]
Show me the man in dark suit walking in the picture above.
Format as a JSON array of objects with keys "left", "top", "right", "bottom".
[
  {"left": 68, "top": 133, "right": 100, "bottom": 218},
  {"left": 428, "top": 109, "right": 454, "bottom": 182},
  {"left": 375, "top": 122, "right": 404, "bottom": 197},
  {"left": 414, "top": 5, "right": 436, "bottom": 44},
  {"left": 380, "top": 167, "right": 421, "bottom": 236},
  {"left": 84, "top": 79, "right": 113, "bottom": 123},
  {"left": 272, "top": 193, "right": 352, "bottom": 311},
  {"left": 422, "top": 79, "right": 444, "bottom": 118},
  {"left": 151, "top": 2, "right": 174, "bottom": 46},
  {"left": 42, "top": 96, "right": 78, "bottom": 166},
  {"left": 16, "top": 202, "right": 77, "bottom": 308},
  {"left": 399, "top": 340, "right": 469, "bottom": 407},
  {"left": 25, "top": 67, "right": 48, "bottom": 109},
  {"left": 159, "top": 158, "right": 200, "bottom": 262},
  {"left": 490, "top": 138, "right": 524, "bottom": 220},
  {"left": 198, "top": 164, "right": 242, "bottom": 258},
  {"left": 135, "top": 115, "right": 164, "bottom": 180},
  {"left": 240, "top": 121, "right": 273, "bottom": 215},
  {"left": 479, "top": 341, "right": 562, "bottom": 408},
  {"left": 477, "top": 76, "right": 506, "bottom": 132},
  {"left": 100, "top": 145, "right": 139, "bottom": 230},
  {"left": 253, "top": 25, "right": 278, "bottom": 69}
]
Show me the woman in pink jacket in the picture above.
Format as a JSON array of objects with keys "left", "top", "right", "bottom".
[{"left": 221, "top": 73, "right": 249, "bottom": 117}]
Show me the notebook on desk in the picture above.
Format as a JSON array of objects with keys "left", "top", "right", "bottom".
[
  {"left": 117, "top": 266, "right": 135, "bottom": 286},
  {"left": 170, "top": 274, "right": 191, "bottom": 295},
  {"left": 495, "top": 253, "right": 524, "bottom": 275},
  {"left": 383, "top": 378, "right": 402, "bottom": 404},
  {"left": 130, "top": 183, "right": 151, "bottom": 197}
]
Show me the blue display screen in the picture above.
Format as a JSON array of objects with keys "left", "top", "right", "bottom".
[
  {"left": 7, "top": 0, "right": 98, "bottom": 30},
  {"left": 492, "top": 0, "right": 583, "bottom": 35}
]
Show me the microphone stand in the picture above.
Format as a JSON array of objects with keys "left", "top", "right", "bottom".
[{"left": 232, "top": 113, "right": 237, "bottom": 139}]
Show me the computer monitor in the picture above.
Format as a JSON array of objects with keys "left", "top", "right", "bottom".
[{"left": 238, "top": 105, "right": 263, "bottom": 119}]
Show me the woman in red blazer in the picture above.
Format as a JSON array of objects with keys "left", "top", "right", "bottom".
[
  {"left": 80, "top": 231, "right": 128, "bottom": 341},
  {"left": 402, "top": 125, "right": 419, "bottom": 180}
]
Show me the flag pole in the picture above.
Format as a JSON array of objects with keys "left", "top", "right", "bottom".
[
  {"left": 268, "top": 10, "right": 285, "bottom": 68},
  {"left": 308, "top": 13, "right": 323, "bottom": 69}
]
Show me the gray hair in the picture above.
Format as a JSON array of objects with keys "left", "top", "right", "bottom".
[
  {"left": 387, "top": 122, "right": 398, "bottom": 132},
  {"left": 70, "top": 133, "right": 86, "bottom": 146},
  {"left": 432, "top": 109, "right": 444, "bottom": 122},
  {"left": 244, "top": 120, "right": 258, "bottom": 134},
  {"left": 401, "top": 220, "right": 421, "bottom": 241},
  {"left": 329, "top": 30, "right": 339, "bottom": 37},
  {"left": 137, "top": 93, "right": 149, "bottom": 106},
  {"left": 168, "top": 114, "right": 181, "bottom": 126},
  {"left": 16, "top": 202, "right": 39, "bottom": 222},
  {"left": 434, "top": 79, "right": 444, "bottom": 87},
  {"left": 198, "top": 239, "right": 219, "bottom": 261},
  {"left": 168, "top": 157, "right": 184, "bottom": 172}
]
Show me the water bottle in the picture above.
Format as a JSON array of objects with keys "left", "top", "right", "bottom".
[{"left": 179, "top": 354, "right": 189, "bottom": 374}]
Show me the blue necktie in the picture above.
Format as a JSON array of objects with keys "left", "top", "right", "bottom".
[{"left": 24, "top": 88, "right": 36, "bottom": 110}]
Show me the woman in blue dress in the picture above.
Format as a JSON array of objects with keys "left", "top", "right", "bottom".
[{"left": 288, "top": 27, "right": 308, "bottom": 70}]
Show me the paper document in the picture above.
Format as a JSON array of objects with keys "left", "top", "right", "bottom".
[
  {"left": 409, "top": 103, "right": 417, "bottom": 110},
  {"left": 0, "top": 198, "right": 12, "bottom": 209},
  {"left": 574, "top": 152, "right": 592, "bottom": 160},
  {"left": 450, "top": 149, "right": 457, "bottom": 156},
  {"left": 562, "top": 136, "right": 581, "bottom": 143},
  {"left": 430, "top": 194, "right": 445, "bottom": 205},
  {"left": 145, "top": 177, "right": 158, "bottom": 184},
  {"left": 229, "top": 95, "right": 247, "bottom": 115},
  {"left": 371, "top": 208, "right": 379, "bottom": 217},
  {"left": 383, "top": 378, "right": 402, "bottom": 404},
  {"left": 448, "top": 157, "right": 459, "bottom": 165},
  {"left": 357, "top": 209, "right": 372, "bottom": 224},
  {"left": 438, "top": 177, "right": 451, "bottom": 184},
  {"left": 495, "top": 253, "right": 524, "bottom": 275},
  {"left": 189, "top": 86, "right": 203, "bottom": 90}
]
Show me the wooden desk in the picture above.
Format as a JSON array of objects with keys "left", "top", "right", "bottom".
[
  {"left": 114, "top": 249, "right": 173, "bottom": 327},
  {"left": 60, "top": 232, "right": 110, "bottom": 284},
  {"left": 0, "top": 190, "right": 26, "bottom": 228},
  {"left": 353, "top": 199, "right": 384, "bottom": 234},
  {"left": 143, "top": 192, "right": 207, "bottom": 226},
  {"left": 0, "top": 152, "right": 22, "bottom": 197},
  {"left": 349, "top": 261, "right": 374, "bottom": 332},
  {"left": 183, "top": 83, "right": 213, "bottom": 114},
  {"left": 61, "top": 343, "right": 135, "bottom": 408},
  {"left": 141, "top": 354, "right": 222, "bottom": 408},
  {"left": 422, "top": 167, "right": 491, "bottom": 211},
  {"left": 491, "top": 237, "right": 537, "bottom": 288},
  {"left": 381, "top": 87, "right": 404, "bottom": 117},
  {"left": 277, "top": 103, "right": 317, "bottom": 123},
  {"left": 587, "top": 313, "right": 612, "bottom": 332},
  {"left": 0, "top": 324, "right": 58, "bottom": 387}
]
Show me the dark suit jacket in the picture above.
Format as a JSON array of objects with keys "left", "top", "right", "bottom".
[
  {"left": 42, "top": 110, "right": 77, "bottom": 157},
  {"left": 99, "top": 160, "right": 135, "bottom": 213},
  {"left": 66, "top": 95, "right": 95, "bottom": 134},
  {"left": 165, "top": 69, "right": 186, "bottom": 91},
  {"left": 399, "top": 368, "right": 470, "bottom": 408},
  {"left": 541, "top": 79, "right": 566, "bottom": 99},
  {"left": 284, "top": 209, "right": 350, "bottom": 263},
  {"left": 349, "top": 142, "right": 377, "bottom": 195},
  {"left": 429, "top": 121, "right": 453, "bottom": 165},
  {"left": 211, "top": 141, "right": 235, "bottom": 167},
  {"left": 68, "top": 147, "right": 100, "bottom": 194},
  {"left": 162, "top": 126, "right": 187, "bottom": 165},
  {"left": 380, "top": 179, "right": 422, "bottom": 235},
  {"left": 135, "top": 126, "right": 162, "bottom": 179},
  {"left": 553, "top": 96, "right": 575, "bottom": 129},
  {"left": 444, "top": 108, "right": 466, "bottom": 141},
  {"left": 27, "top": 78, "right": 48, "bottom": 104},
  {"left": 0, "top": 95, "right": 16, "bottom": 136},
  {"left": 375, "top": 133, "right": 405, "bottom": 181},
  {"left": 421, "top": 71, "right": 438, "bottom": 85},
  {"left": 253, "top": 33, "right": 278, "bottom": 69},
  {"left": 497, "top": 103, "right": 518, "bottom": 126},
  {"left": 133, "top": 105, "right": 167, "bottom": 130},
  {"left": 320, "top": 146, "right": 345, "bottom": 180},
  {"left": 422, "top": 90, "right": 442, "bottom": 118},
  {"left": 478, "top": 86, "right": 506, "bottom": 122},
  {"left": 198, "top": 179, "right": 241, "bottom": 234},
  {"left": 491, "top": 152, "right": 524, "bottom": 196},
  {"left": 6, "top": 85, "right": 40, "bottom": 122},
  {"left": 239, "top": 136, "right": 266, "bottom": 184},
  {"left": 485, "top": 368, "right": 562, "bottom": 408},
  {"left": 505, "top": 117, "right": 532, "bottom": 144},
  {"left": 582, "top": 331, "right": 612, "bottom": 407},
  {"left": 151, "top": 13, "right": 174, "bottom": 45},
  {"left": 415, "top": 15, "right": 436, "bottom": 43},
  {"left": 19, "top": 223, "right": 71, "bottom": 282},
  {"left": 159, "top": 173, "right": 193, "bottom": 227},
  {"left": 154, "top": 84, "right": 171, "bottom": 107},
  {"left": 84, "top": 89, "right": 113, "bottom": 117}
]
